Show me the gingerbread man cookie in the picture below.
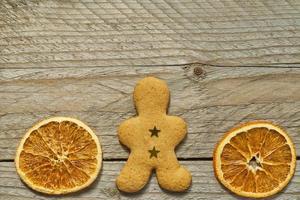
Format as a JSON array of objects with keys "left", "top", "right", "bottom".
[{"left": 116, "top": 77, "right": 192, "bottom": 192}]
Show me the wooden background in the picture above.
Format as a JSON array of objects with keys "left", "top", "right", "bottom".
[{"left": 0, "top": 0, "right": 300, "bottom": 199}]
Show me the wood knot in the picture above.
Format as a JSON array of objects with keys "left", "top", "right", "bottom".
[
  {"left": 193, "top": 67, "right": 204, "bottom": 76},
  {"left": 182, "top": 63, "right": 206, "bottom": 82}
]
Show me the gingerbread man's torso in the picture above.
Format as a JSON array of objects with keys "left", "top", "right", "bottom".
[{"left": 119, "top": 114, "right": 187, "bottom": 167}]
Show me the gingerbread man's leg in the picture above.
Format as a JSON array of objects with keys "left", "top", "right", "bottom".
[
  {"left": 116, "top": 154, "right": 152, "bottom": 192},
  {"left": 156, "top": 159, "right": 192, "bottom": 192}
]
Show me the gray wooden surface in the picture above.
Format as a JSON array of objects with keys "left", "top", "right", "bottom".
[
  {"left": 1, "top": 161, "right": 300, "bottom": 200},
  {"left": 0, "top": 0, "right": 300, "bottom": 199}
]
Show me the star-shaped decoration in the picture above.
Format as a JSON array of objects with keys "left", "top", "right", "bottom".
[
  {"left": 149, "top": 126, "right": 160, "bottom": 137},
  {"left": 148, "top": 146, "right": 160, "bottom": 158}
]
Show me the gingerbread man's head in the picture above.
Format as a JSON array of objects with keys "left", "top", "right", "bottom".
[{"left": 133, "top": 77, "right": 170, "bottom": 116}]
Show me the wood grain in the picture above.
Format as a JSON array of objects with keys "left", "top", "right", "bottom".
[
  {"left": 0, "top": 0, "right": 300, "bottom": 68},
  {"left": 1, "top": 161, "right": 300, "bottom": 200},
  {"left": 1, "top": 65, "right": 300, "bottom": 160},
  {"left": 1, "top": 0, "right": 300, "bottom": 198}
]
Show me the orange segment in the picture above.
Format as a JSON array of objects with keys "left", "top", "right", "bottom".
[
  {"left": 221, "top": 143, "right": 247, "bottom": 164},
  {"left": 260, "top": 129, "right": 287, "bottom": 158},
  {"left": 15, "top": 117, "right": 102, "bottom": 194},
  {"left": 256, "top": 170, "right": 279, "bottom": 193},
  {"left": 221, "top": 164, "right": 246, "bottom": 181},
  {"left": 262, "top": 164, "right": 290, "bottom": 182},
  {"left": 229, "top": 131, "right": 251, "bottom": 159},
  {"left": 213, "top": 121, "right": 296, "bottom": 198},
  {"left": 230, "top": 168, "right": 248, "bottom": 188},
  {"left": 264, "top": 144, "right": 292, "bottom": 163},
  {"left": 242, "top": 170, "right": 256, "bottom": 192}
]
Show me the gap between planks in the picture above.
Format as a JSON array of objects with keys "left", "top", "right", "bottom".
[{"left": 2, "top": 156, "right": 300, "bottom": 162}]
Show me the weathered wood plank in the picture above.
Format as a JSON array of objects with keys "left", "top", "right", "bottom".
[
  {"left": 0, "top": 161, "right": 299, "bottom": 200},
  {"left": 1, "top": 0, "right": 300, "bottom": 68},
  {"left": 1, "top": 65, "right": 300, "bottom": 160}
]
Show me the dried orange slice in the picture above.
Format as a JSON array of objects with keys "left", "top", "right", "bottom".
[
  {"left": 15, "top": 117, "right": 102, "bottom": 194},
  {"left": 213, "top": 121, "right": 296, "bottom": 198}
]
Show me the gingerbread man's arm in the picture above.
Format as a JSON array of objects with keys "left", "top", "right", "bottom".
[
  {"left": 118, "top": 118, "right": 138, "bottom": 148},
  {"left": 167, "top": 116, "right": 187, "bottom": 146}
]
